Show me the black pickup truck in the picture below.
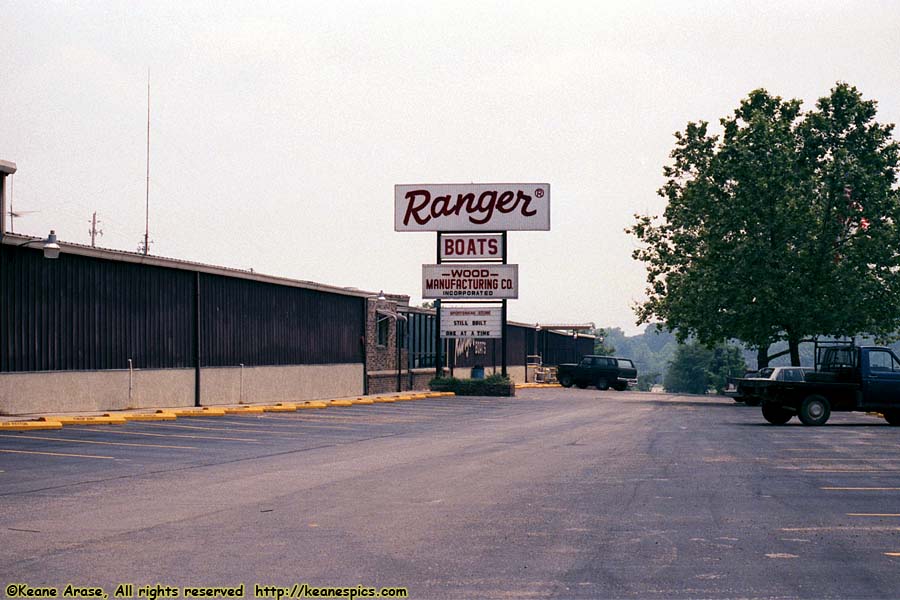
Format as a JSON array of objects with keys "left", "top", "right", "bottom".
[
  {"left": 758, "top": 345, "right": 900, "bottom": 426},
  {"left": 557, "top": 355, "right": 638, "bottom": 391}
]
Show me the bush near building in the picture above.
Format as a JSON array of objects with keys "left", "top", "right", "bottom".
[{"left": 429, "top": 374, "right": 515, "bottom": 397}]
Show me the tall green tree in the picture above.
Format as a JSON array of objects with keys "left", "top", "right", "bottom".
[{"left": 630, "top": 83, "right": 900, "bottom": 367}]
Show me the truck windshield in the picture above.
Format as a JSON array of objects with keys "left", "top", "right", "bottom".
[{"left": 616, "top": 359, "right": 634, "bottom": 368}]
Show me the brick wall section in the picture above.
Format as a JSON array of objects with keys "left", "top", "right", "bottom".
[
  {"left": 365, "top": 297, "right": 405, "bottom": 373},
  {"left": 365, "top": 297, "right": 425, "bottom": 393},
  {"left": 367, "top": 368, "right": 440, "bottom": 395}
]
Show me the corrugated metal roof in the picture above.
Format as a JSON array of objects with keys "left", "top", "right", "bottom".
[{"left": 1, "top": 232, "right": 407, "bottom": 301}]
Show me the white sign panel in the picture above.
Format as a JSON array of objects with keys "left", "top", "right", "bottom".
[
  {"left": 440, "top": 307, "right": 502, "bottom": 338},
  {"left": 396, "top": 183, "right": 550, "bottom": 231},
  {"left": 422, "top": 264, "right": 519, "bottom": 299},
  {"left": 439, "top": 234, "right": 503, "bottom": 261}
]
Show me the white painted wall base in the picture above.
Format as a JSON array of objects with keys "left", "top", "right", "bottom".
[
  {"left": 200, "top": 364, "right": 364, "bottom": 406},
  {"left": 0, "top": 369, "right": 194, "bottom": 415},
  {"left": 477, "top": 365, "right": 526, "bottom": 383},
  {"left": 0, "top": 363, "right": 364, "bottom": 415}
]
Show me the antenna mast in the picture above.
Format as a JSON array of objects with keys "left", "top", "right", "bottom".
[
  {"left": 88, "top": 211, "right": 103, "bottom": 247},
  {"left": 8, "top": 174, "right": 13, "bottom": 233},
  {"left": 143, "top": 69, "right": 150, "bottom": 255}
]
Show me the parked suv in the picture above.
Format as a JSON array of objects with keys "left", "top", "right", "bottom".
[{"left": 557, "top": 356, "right": 638, "bottom": 391}]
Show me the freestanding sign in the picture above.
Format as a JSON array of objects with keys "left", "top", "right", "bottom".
[
  {"left": 395, "top": 183, "right": 550, "bottom": 231},
  {"left": 395, "top": 181, "right": 550, "bottom": 380},
  {"left": 422, "top": 264, "right": 518, "bottom": 299},
  {"left": 440, "top": 307, "right": 502, "bottom": 338}
]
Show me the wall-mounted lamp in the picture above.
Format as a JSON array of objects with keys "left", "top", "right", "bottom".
[{"left": 17, "top": 230, "right": 60, "bottom": 259}]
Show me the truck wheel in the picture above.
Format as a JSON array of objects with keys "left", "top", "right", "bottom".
[
  {"left": 595, "top": 377, "right": 609, "bottom": 391},
  {"left": 884, "top": 411, "right": 900, "bottom": 426},
  {"left": 559, "top": 374, "right": 573, "bottom": 388},
  {"left": 762, "top": 404, "right": 793, "bottom": 425},
  {"left": 612, "top": 381, "right": 627, "bottom": 391},
  {"left": 798, "top": 395, "right": 831, "bottom": 426}
]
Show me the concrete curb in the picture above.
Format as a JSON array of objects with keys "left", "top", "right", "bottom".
[{"left": 2, "top": 390, "right": 457, "bottom": 429}]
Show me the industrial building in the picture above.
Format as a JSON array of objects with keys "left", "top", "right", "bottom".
[{"left": 0, "top": 161, "right": 593, "bottom": 415}]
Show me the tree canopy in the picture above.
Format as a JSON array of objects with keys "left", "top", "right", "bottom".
[{"left": 629, "top": 83, "right": 900, "bottom": 367}]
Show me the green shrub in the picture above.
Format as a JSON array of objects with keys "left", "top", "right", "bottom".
[{"left": 429, "top": 374, "right": 515, "bottom": 396}]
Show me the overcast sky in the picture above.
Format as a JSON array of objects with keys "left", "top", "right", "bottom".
[{"left": 3, "top": 1, "right": 899, "bottom": 334}]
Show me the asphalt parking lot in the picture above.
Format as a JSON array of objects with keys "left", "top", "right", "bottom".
[{"left": 1, "top": 389, "right": 899, "bottom": 599}]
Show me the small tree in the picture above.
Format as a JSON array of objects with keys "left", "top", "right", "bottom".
[{"left": 591, "top": 327, "right": 616, "bottom": 355}]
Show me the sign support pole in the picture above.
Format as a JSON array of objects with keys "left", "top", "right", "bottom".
[
  {"left": 501, "top": 231, "right": 508, "bottom": 377},
  {"left": 435, "top": 232, "right": 443, "bottom": 379}
]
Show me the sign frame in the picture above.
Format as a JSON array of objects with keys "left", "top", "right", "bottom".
[
  {"left": 439, "top": 233, "right": 504, "bottom": 262},
  {"left": 395, "top": 183, "right": 550, "bottom": 232},
  {"left": 422, "top": 263, "right": 519, "bottom": 300},
  {"left": 439, "top": 306, "right": 502, "bottom": 339}
]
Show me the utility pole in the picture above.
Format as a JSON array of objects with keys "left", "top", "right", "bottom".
[{"left": 88, "top": 212, "right": 103, "bottom": 247}]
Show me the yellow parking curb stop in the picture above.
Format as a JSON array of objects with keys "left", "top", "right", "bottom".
[
  {"left": 263, "top": 404, "right": 298, "bottom": 412},
  {"left": 0, "top": 420, "right": 64, "bottom": 431},
  {"left": 114, "top": 412, "right": 177, "bottom": 421},
  {"left": 40, "top": 415, "right": 127, "bottom": 426},
  {"left": 297, "top": 401, "right": 328, "bottom": 409},
  {"left": 171, "top": 408, "right": 227, "bottom": 417},
  {"left": 224, "top": 406, "right": 266, "bottom": 414}
]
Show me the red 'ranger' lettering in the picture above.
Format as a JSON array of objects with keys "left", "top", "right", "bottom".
[{"left": 403, "top": 189, "right": 537, "bottom": 226}]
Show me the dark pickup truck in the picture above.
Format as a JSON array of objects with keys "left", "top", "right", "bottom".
[
  {"left": 557, "top": 355, "right": 638, "bottom": 391},
  {"left": 758, "top": 345, "right": 900, "bottom": 426}
]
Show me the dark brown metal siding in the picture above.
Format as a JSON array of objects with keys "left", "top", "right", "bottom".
[
  {"left": 199, "top": 273, "right": 364, "bottom": 367},
  {"left": 452, "top": 325, "right": 530, "bottom": 369},
  {"left": 506, "top": 325, "right": 527, "bottom": 366},
  {"left": 539, "top": 330, "right": 593, "bottom": 366},
  {"left": 1, "top": 244, "right": 194, "bottom": 371}
]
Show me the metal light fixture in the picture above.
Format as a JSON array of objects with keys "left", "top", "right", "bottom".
[{"left": 17, "top": 229, "right": 60, "bottom": 259}]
